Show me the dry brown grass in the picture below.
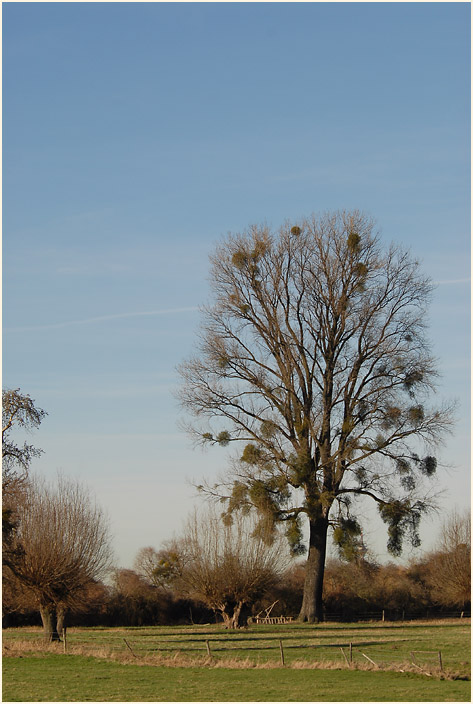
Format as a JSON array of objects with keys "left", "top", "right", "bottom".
[{"left": 3, "top": 638, "right": 464, "bottom": 680}]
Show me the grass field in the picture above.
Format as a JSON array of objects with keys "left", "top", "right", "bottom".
[{"left": 3, "top": 620, "right": 470, "bottom": 702}]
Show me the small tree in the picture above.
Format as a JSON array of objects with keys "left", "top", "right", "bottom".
[
  {"left": 422, "top": 511, "right": 470, "bottom": 609},
  {"left": 2, "top": 389, "right": 46, "bottom": 492},
  {"left": 168, "top": 510, "right": 290, "bottom": 628},
  {"left": 4, "top": 475, "right": 113, "bottom": 640},
  {"left": 112, "top": 568, "right": 151, "bottom": 599},
  {"left": 179, "top": 210, "right": 454, "bottom": 621},
  {"left": 2, "top": 389, "right": 46, "bottom": 552},
  {"left": 133, "top": 546, "right": 173, "bottom": 589}
]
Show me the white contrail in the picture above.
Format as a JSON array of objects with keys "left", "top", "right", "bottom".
[
  {"left": 434, "top": 278, "right": 470, "bottom": 285},
  {"left": 5, "top": 307, "right": 199, "bottom": 333},
  {"left": 6, "top": 278, "right": 469, "bottom": 333}
]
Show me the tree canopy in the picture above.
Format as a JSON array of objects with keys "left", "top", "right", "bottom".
[
  {"left": 422, "top": 510, "right": 470, "bottom": 608},
  {"left": 2, "top": 388, "right": 46, "bottom": 493},
  {"left": 4, "top": 475, "right": 113, "bottom": 640},
  {"left": 159, "top": 509, "right": 289, "bottom": 628},
  {"left": 2, "top": 389, "right": 47, "bottom": 572}
]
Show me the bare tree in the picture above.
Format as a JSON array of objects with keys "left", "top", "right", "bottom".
[
  {"left": 178, "top": 210, "right": 454, "bottom": 622},
  {"left": 423, "top": 510, "right": 470, "bottom": 609},
  {"left": 134, "top": 545, "right": 186, "bottom": 592},
  {"left": 134, "top": 546, "right": 164, "bottom": 588},
  {"left": 168, "top": 510, "right": 290, "bottom": 628},
  {"left": 2, "top": 389, "right": 46, "bottom": 552},
  {"left": 112, "top": 568, "right": 151, "bottom": 599},
  {"left": 4, "top": 474, "right": 113, "bottom": 640},
  {"left": 2, "top": 389, "right": 46, "bottom": 493}
]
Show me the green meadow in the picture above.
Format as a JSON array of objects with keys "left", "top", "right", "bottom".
[{"left": 3, "top": 620, "right": 470, "bottom": 702}]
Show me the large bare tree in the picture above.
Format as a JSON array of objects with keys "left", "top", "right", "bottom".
[
  {"left": 4, "top": 475, "right": 113, "bottom": 640},
  {"left": 178, "top": 210, "right": 454, "bottom": 622}
]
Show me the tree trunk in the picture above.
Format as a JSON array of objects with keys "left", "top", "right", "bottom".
[
  {"left": 298, "top": 515, "right": 329, "bottom": 623},
  {"left": 39, "top": 603, "right": 64, "bottom": 642},
  {"left": 220, "top": 601, "right": 249, "bottom": 629},
  {"left": 56, "top": 604, "right": 67, "bottom": 639}
]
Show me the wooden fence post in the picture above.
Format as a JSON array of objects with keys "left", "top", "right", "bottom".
[
  {"left": 438, "top": 651, "right": 443, "bottom": 672},
  {"left": 382, "top": 609, "right": 385, "bottom": 622},
  {"left": 361, "top": 652, "right": 378, "bottom": 668},
  {"left": 349, "top": 642, "right": 353, "bottom": 663},
  {"left": 279, "top": 639, "right": 285, "bottom": 666},
  {"left": 123, "top": 639, "right": 137, "bottom": 657},
  {"left": 206, "top": 640, "right": 211, "bottom": 657}
]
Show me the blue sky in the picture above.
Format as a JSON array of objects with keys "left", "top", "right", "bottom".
[{"left": 3, "top": 2, "right": 470, "bottom": 568}]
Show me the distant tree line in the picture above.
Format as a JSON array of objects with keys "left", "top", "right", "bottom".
[
  {"left": 4, "top": 511, "right": 470, "bottom": 628},
  {"left": 3, "top": 571, "right": 215, "bottom": 629}
]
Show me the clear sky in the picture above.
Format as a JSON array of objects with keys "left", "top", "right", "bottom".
[{"left": 3, "top": 2, "right": 470, "bottom": 569}]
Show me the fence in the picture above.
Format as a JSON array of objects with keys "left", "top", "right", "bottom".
[
  {"left": 54, "top": 629, "right": 455, "bottom": 675},
  {"left": 5, "top": 617, "right": 469, "bottom": 678},
  {"left": 322, "top": 609, "right": 470, "bottom": 623}
]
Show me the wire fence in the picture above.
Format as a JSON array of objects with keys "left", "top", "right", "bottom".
[
  {"left": 322, "top": 610, "right": 470, "bottom": 622},
  {"left": 57, "top": 629, "right": 456, "bottom": 675},
  {"left": 5, "top": 614, "right": 469, "bottom": 677},
  {"left": 40, "top": 620, "right": 468, "bottom": 676}
]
